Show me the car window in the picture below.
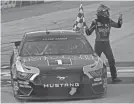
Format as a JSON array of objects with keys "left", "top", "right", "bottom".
[{"left": 20, "top": 39, "right": 93, "bottom": 56}]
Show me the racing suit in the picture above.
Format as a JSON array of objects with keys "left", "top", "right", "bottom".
[{"left": 85, "top": 16, "right": 122, "bottom": 80}]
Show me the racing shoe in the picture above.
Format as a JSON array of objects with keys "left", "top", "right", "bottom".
[{"left": 112, "top": 77, "right": 122, "bottom": 83}]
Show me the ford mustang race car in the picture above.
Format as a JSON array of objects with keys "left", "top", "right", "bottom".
[{"left": 10, "top": 30, "right": 107, "bottom": 100}]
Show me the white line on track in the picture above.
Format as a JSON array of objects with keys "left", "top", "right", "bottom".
[
  {"left": 1, "top": 66, "right": 10, "bottom": 69},
  {"left": 118, "top": 69, "right": 134, "bottom": 73}
]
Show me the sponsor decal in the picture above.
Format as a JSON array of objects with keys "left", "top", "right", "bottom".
[
  {"left": 55, "top": 67, "right": 66, "bottom": 70},
  {"left": 57, "top": 76, "right": 68, "bottom": 80},
  {"left": 63, "top": 55, "right": 81, "bottom": 60},
  {"left": 44, "top": 83, "right": 79, "bottom": 88},
  {"left": 97, "top": 22, "right": 102, "bottom": 26},
  {"left": 105, "top": 24, "right": 109, "bottom": 27},
  {"left": 69, "top": 87, "right": 77, "bottom": 96},
  {"left": 23, "top": 56, "right": 47, "bottom": 62},
  {"left": 43, "top": 37, "right": 67, "bottom": 41},
  {"left": 92, "top": 81, "right": 102, "bottom": 86},
  {"left": 23, "top": 56, "right": 46, "bottom": 62},
  {"left": 23, "top": 55, "right": 93, "bottom": 62},
  {"left": 94, "top": 77, "right": 102, "bottom": 82},
  {"left": 98, "top": 28, "right": 109, "bottom": 33},
  {"left": 47, "top": 56, "right": 63, "bottom": 59}
]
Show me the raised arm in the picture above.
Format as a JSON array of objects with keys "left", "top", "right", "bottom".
[
  {"left": 110, "top": 14, "right": 123, "bottom": 28},
  {"left": 85, "top": 20, "right": 96, "bottom": 36}
]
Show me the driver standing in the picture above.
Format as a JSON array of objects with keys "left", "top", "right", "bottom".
[{"left": 85, "top": 4, "right": 123, "bottom": 83}]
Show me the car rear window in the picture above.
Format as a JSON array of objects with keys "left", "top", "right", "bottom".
[{"left": 20, "top": 38, "right": 93, "bottom": 56}]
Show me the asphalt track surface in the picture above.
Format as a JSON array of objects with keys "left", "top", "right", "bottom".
[{"left": 1, "top": 1, "right": 134, "bottom": 103}]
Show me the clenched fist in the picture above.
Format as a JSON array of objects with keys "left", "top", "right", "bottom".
[{"left": 118, "top": 14, "right": 123, "bottom": 25}]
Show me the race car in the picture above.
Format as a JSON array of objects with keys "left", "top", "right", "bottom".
[{"left": 10, "top": 30, "right": 107, "bottom": 100}]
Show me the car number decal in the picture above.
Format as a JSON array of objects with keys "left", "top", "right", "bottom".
[
  {"left": 47, "top": 59, "right": 72, "bottom": 66},
  {"left": 55, "top": 60, "right": 62, "bottom": 65}
]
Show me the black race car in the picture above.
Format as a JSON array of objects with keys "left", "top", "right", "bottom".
[{"left": 10, "top": 30, "right": 107, "bottom": 100}]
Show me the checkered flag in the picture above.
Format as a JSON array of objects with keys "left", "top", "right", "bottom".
[{"left": 73, "top": 3, "right": 87, "bottom": 32}]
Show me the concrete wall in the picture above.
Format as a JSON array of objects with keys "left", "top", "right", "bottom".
[
  {"left": 1, "top": 0, "right": 17, "bottom": 9},
  {"left": 1, "top": 0, "right": 53, "bottom": 10}
]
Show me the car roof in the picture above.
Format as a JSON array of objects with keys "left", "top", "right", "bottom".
[
  {"left": 24, "top": 30, "right": 84, "bottom": 41},
  {"left": 26, "top": 30, "right": 81, "bottom": 36}
]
